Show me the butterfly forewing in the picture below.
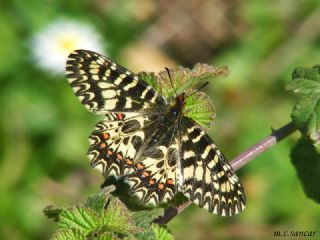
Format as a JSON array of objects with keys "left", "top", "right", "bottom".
[
  {"left": 65, "top": 50, "right": 246, "bottom": 216},
  {"left": 66, "top": 50, "right": 166, "bottom": 114}
]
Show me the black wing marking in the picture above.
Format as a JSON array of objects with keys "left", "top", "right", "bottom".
[
  {"left": 179, "top": 117, "right": 246, "bottom": 216},
  {"left": 66, "top": 50, "right": 166, "bottom": 114},
  {"left": 88, "top": 112, "right": 162, "bottom": 177},
  {"left": 125, "top": 119, "right": 180, "bottom": 205}
]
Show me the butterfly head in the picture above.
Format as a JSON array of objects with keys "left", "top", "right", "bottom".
[
  {"left": 177, "top": 92, "right": 186, "bottom": 108},
  {"left": 168, "top": 92, "right": 186, "bottom": 118}
]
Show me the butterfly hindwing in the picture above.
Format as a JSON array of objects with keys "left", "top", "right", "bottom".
[
  {"left": 66, "top": 50, "right": 166, "bottom": 114},
  {"left": 180, "top": 117, "right": 246, "bottom": 216},
  {"left": 125, "top": 119, "right": 179, "bottom": 204},
  {"left": 88, "top": 112, "right": 162, "bottom": 178}
]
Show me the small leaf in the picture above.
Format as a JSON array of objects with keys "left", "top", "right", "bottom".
[
  {"left": 44, "top": 205, "right": 62, "bottom": 222},
  {"left": 185, "top": 92, "right": 216, "bottom": 128},
  {"left": 156, "top": 64, "right": 228, "bottom": 97},
  {"left": 132, "top": 208, "right": 163, "bottom": 228},
  {"left": 291, "top": 95, "right": 320, "bottom": 136},
  {"left": 287, "top": 65, "right": 320, "bottom": 147},
  {"left": 286, "top": 65, "right": 320, "bottom": 95},
  {"left": 286, "top": 78, "right": 320, "bottom": 95},
  {"left": 132, "top": 208, "right": 164, "bottom": 240},
  {"left": 170, "top": 192, "right": 189, "bottom": 207},
  {"left": 181, "top": 63, "right": 228, "bottom": 93},
  {"left": 95, "top": 232, "right": 122, "bottom": 240},
  {"left": 138, "top": 72, "right": 160, "bottom": 91},
  {"left": 58, "top": 206, "right": 98, "bottom": 233},
  {"left": 101, "top": 197, "right": 140, "bottom": 236},
  {"left": 45, "top": 186, "right": 144, "bottom": 239},
  {"left": 292, "top": 65, "right": 320, "bottom": 81},
  {"left": 291, "top": 138, "right": 320, "bottom": 203},
  {"left": 152, "top": 224, "right": 174, "bottom": 240},
  {"left": 86, "top": 185, "right": 116, "bottom": 213},
  {"left": 87, "top": 230, "right": 122, "bottom": 240},
  {"left": 51, "top": 229, "right": 86, "bottom": 240}
]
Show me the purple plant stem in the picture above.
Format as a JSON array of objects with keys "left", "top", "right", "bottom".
[
  {"left": 231, "top": 121, "right": 296, "bottom": 170},
  {"left": 155, "top": 121, "right": 297, "bottom": 225}
]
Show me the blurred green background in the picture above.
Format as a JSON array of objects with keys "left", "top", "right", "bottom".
[{"left": 0, "top": 0, "right": 319, "bottom": 239}]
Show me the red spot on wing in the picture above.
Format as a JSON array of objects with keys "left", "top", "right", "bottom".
[
  {"left": 103, "top": 133, "right": 110, "bottom": 139},
  {"left": 137, "top": 163, "right": 144, "bottom": 169},
  {"left": 142, "top": 171, "right": 150, "bottom": 177},
  {"left": 107, "top": 149, "right": 113, "bottom": 155},
  {"left": 100, "top": 143, "right": 107, "bottom": 148},
  {"left": 166, "top": 179, "right": 174, "bottom": 185},
  {"left": 158, "top": 183, "right": 164, "bottom": 190},
  {"left": 117, "top": 113, "right": 123, "bottom": 120},
  {"left": 149, "top": 179, "right": 155, "bottom": 185},
  {"left": 117, "top": 153, "right": 123, "bottom": 160},
  {"left": 126, "top": 158, "right": 133, "bottom": 165}
]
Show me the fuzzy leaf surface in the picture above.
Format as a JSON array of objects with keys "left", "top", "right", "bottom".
[
  {"left": 291, "top": 138, "right": 320, "bottom": 204},
  {"left": 286, "top": 65, "right": 320, "bottom": 147}
]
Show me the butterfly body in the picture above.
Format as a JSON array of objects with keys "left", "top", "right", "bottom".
[{"left": 66, "top": 50, "right": 246, "bottom": 216}]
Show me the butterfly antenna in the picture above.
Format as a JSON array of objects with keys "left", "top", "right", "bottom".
[
  {"left": 165, "top": 67, "right": 178, "bottom": 96},
  {"left": 186, "top": 81, "right": 209, "bottom": 98}
]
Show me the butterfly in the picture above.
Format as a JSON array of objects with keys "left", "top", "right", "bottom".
[{"left": 65, "top": 50, "right": 246, "bottom": 216}]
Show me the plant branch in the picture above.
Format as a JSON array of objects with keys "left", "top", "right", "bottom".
[
  {"left": 230, "top": 121, "right": 297, "bottom": 170},
  {"left": 155, "top": 121, "right": 297, "bottom": 225}
]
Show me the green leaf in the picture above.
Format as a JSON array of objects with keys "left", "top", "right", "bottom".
[
  {"left": 100, "top": 196, "right": 140, "bottom": 236},
  {"left": 152, "top": 224, "right": 174, "bottom": 240},
  {"left": 292, "top": 65, "right": 320, "bottom": 81},
  {"left": 138, "top": 72, "right": 160, "bottom": 91},
  {"left": 133, "top": 208, "right": 163, "bottom": 227},
  {"left": 180, "top": 63, "right": 228, "bottom": 93},
  {"left": 185, "top": 92, "right": 216, "bottom": 128},
  {"left": 51, "top": 229, "right": 86, "bottom": 240},
  {"left": 286, "top": 78, "right": 320, "bottom": 95},
  {"left": 291, "top": 95, "right": 320, "bottom": 136},
  {"left": 286, "top": 65, "right": 320, "bottom": 95},
  {"left": 132, "top": 208, "right": 164, "bottom": 240},
  {"left": 46, "top": 184, "right": 173, "bottom": 240},
  {"left": 156, "top": 64, "right": 228, "bottom": 98},
  {"left": 286, "top": 65, "right": 320, "bottom": 147},
  {"left": 85, "top": 185, "right": 116, "bottom": 213},
  {"left": 95, "top": 232, "right": 122, "bottom": 240},
  {"left": 170, "top": 192, "right": 189, "bottom": 207},
  {"left": 43, "top": 205, "right": 62, "bottom": 222},
  {"left": 291, "top": 138, "right": 320, "bottom": 203},
  {"left": 58, "top": 206, "right": 98, "bottom": 233},
  {"left": 86, "top": 230, "right": 123, "bottom": 240}
]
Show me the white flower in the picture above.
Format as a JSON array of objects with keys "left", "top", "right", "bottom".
[{"left": 31, "top": 18, "right": 105, "bottom": 75}]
